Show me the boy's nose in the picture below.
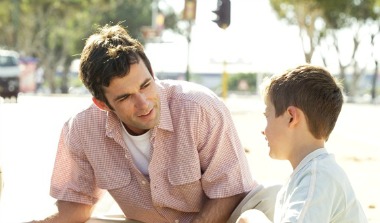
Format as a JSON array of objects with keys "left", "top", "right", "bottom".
[{"left": 261, "top": 131, "right": 268, "bottom": 141}]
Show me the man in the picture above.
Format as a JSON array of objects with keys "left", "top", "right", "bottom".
[{"left": 31, "top": 24, "right": 258, "bottom": 223}]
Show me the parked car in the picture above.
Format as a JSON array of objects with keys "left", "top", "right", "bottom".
[{"left": 0, "top": 49, "right": 21, "bottom": 101}]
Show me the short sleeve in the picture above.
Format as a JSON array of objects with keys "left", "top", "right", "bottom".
[
  {"left": 198, "top": 101, "right": 256, "bottom": 198},
  {"left": 50, "top": 118, "right": 104, "bottom": 205},
  {"left": 280, "top": 164, "right": 344, "bottom": 222}
]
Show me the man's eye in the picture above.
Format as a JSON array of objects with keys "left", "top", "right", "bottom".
[
  {"left": 119, "top": 95, "right": 129, "bottom": 101},
  {"left": 142, "top": 83, "right": 150, "bottom": 89}
]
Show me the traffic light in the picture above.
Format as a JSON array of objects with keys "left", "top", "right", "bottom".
[
  {"left": 212, "top": 0, "right": 231, "bottom": 29},
  {"left": 183, "top": 0, "right": 197, "bottom": 21}
]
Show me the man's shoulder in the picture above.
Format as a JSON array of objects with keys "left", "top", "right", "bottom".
[
  {"left": 72, "top": 103, "right": 101, "bottom": 117},
  {"left": 159, "top": 79, "right": 215, "bottom": 95},
  {"left": 158, "top": 79, "right": 223, "bottom": 109},
  {"left": 67, "top": 103, "right": 106, "bottom": 128}
]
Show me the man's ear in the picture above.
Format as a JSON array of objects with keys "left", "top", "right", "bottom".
[
  {"left": 287, "top": 106, "right": 300, "bottom": 126},
  {"left": 92, "top": 97, "right": 111, "bottom": 111}
]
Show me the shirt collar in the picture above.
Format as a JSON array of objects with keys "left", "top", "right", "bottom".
[
  {"left": 293, "top": 148, "right": 328, "bottom": 174},
  {"left": 105, "top": 110, "right": 122, "bottom": 139},
  {"left": 155, "top": 80, "right": 174, "bottom": 132}
]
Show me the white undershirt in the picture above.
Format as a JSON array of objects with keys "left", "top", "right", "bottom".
[{"left": 121, "top": 123, "right": 151, "bottom": 176}]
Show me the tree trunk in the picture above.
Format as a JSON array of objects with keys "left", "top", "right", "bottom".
[
  {"left": 371, "top": 60, "right": 378, "bottom": 103},
  {"left": 60, "top": 56, "right": 72, "bottom": 94}
]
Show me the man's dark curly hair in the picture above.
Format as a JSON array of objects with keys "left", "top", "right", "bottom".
[{"left": 79, "top": 24, "right": 153, "bottom": 108}]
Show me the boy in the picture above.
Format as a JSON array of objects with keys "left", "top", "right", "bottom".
[{"left": 237, "top": 64, "right": 367, "bottom": 222}]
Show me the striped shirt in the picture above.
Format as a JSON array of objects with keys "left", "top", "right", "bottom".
[{"left": 50, "top": 79, "right": 257, "bottom": 223}]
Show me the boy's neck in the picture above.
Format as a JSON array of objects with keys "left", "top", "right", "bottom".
[{"left": 288, "top": 139, "right": 325, "bottom": 169}]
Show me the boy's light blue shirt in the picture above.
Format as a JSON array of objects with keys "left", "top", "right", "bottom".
[{"left": 274, "top": 148, "right": 367, "bottom": 223}]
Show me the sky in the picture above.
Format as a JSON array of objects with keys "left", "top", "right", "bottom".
[{"left": 145, "top": 0, "right": 307, "bottom": 74}]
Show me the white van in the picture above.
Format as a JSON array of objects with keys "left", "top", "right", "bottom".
[{"left": 0, "top": 49, "right": 21, "bottom": 101}]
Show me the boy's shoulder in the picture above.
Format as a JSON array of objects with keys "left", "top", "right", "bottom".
[
  {"left": 282, "top": 150, "right": 367, "bottom": 222},
  {"left": 293, "top": 150, "right": 348, "bottom": 184},
  {"left": 288, "top": 150, "right": 356, "bottom": 204}
]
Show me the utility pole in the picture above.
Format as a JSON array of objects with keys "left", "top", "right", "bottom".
[
  {"left": 185, "top": 20, "right": 193, "bottom": 82},
  {"left": 12, "top": 0, "right": 20, "bottom": 49},
  {"left": 212, "top": 0, "right": 231, "bottom": 99},
  {"left": 151, "top": 0, "right": 158, "bottom": 30},
  {"left": 183, "top": 0, "right": 197, "bottom": 81}
]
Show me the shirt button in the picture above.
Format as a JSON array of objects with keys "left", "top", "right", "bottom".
[{"left": 141, "top": 180, "right": 146, "bottom": 185}]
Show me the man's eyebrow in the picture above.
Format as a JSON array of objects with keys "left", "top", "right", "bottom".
[{"left": 113, "top": 77, "right": 152, "bottom": 102}]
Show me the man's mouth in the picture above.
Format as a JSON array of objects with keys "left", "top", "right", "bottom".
[{"left": 138, "top": 108, "right": 153, "bottom": 117}]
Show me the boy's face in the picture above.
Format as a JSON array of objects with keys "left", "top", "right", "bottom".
[
  {"left": 262, "top": 98, "right": 291, "bottom": 160},
  {"left": 94, "top": 61, "right": 160, "bottom": 135}
]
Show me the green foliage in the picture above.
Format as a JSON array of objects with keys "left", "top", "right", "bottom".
[
  {"left": 269, "top": 0, "right": 380, "bottom": 99},
  {"left": 316, "top": 0, "right": 377, "bottom": 28},
  {"left": 97, "top": 0, "right": 153, "bottom": 42},
  {"left": 228, "top": 73, "right": 257, "bottom": 93},
  {"left": 0, "top": 0, "right": 181, "bottom": 93}
]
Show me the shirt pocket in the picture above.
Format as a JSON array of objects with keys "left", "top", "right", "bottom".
[
  {"left": 95, "top": 168, "right": 132, "bottom": 189},
  {"left": 167, "top": 163, "right": 204, "bottom": 212}
]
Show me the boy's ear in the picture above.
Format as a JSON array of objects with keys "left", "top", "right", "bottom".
[
  {"left": 92, "top": 97, "right": 111, "bottom": 111},
  {"left": 287, "top": 106, "right": 300, "bottom": 126}
]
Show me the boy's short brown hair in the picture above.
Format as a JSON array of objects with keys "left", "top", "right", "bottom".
[{"left": 262, "top": 64, "right": 343, "bottom": 140}]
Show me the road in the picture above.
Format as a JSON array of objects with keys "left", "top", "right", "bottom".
[{"left": 0, "top": 94, "right": 379, "bottom": 222}]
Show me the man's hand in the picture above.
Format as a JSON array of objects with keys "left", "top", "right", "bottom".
[
  {"left": 28, "top": 200, "right": 94, "bottom": 223},
  {"left": 236, "top": 209, "right": 272, "bottom": 223},
  {"left": 191, "top": 193, "right": 247, "bottom": 223}
]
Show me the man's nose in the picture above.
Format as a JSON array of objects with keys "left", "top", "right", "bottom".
[{"left": 134, "top": 93, "right": 149, "bottom": 108}]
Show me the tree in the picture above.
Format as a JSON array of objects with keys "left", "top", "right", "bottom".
[
  {"left": 269, "top": 0, "right": 324, "bottom": 63},
  {"left": 317, "top": 0, "right": 378, "bottom": 100},
  {"left": 269, "top": 0, "right": 380, "bottom": 100},
  {"left": 0, "top": 0, "right": 180, "bottom": 94}
]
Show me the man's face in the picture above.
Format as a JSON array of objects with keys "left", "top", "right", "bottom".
[{"left": 97, "top": 61, "right": 160, "bottom": 135}]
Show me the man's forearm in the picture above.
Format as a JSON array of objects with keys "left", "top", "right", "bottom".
[
  {"left": 191, "top": 192, "right": 247, "bottom": 223},
  {"left": 31, "top": 200, "right": 94, "bottom": 223}
]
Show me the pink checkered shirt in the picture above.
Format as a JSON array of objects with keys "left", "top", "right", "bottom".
[{"left": 50, "top": 80, "right": 257, "bottom": 223}]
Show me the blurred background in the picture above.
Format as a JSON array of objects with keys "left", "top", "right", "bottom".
[
  {"left": 0, "top": 0, "right": 379, "bottom": 222},
  {"left": 0, "top": 0, "right": 379, "bottom": 101}
]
